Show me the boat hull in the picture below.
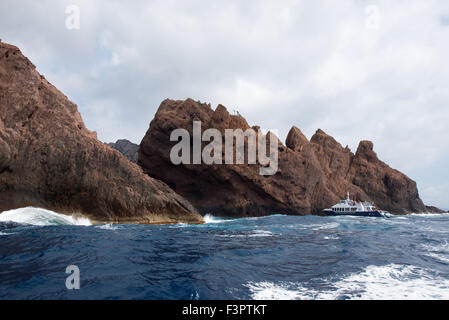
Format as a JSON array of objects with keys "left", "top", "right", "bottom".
[{"left": 324, "top": 210, "right": 385, "bottom": 217}]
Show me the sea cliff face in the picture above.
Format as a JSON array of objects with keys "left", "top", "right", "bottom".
[
  {"left": 138, "top": 99, "right": 427, "bottom": 216},
  {"left": 0, "top": 42, "right": 202, "bottom": 224}
]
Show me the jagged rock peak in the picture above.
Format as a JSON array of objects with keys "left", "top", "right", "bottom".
[
  {"left": 107, "top": 139, "right": 139, "bottom": 163},
  {"left": 311, "top": 129, "right": 334, "bottom": 145},
  {"left": 286, "top": 126, "right": 309, "bottom": 152},
  {"left": 355, "top": 140, "right": 378, "bottom": 161},
  {"left": 310, "top": 129, "right": 349, "bottom": 156}
]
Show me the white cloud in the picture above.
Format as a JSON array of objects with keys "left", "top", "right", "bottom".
[{"left": 421, "top": 184, "right": 449, "bottom": 210}]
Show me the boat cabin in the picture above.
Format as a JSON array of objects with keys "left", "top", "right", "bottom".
[{"left": 331, "top": 193, "right": 377, "bottom": 213}]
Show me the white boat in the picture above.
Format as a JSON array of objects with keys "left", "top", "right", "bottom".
[{"left": 324, "top": 193, "right": 390, "bottom": 217}]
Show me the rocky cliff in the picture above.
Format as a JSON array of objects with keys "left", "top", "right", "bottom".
[
  {"left": 138, "top": 99, "right": 427, "bottom": 216},
  {"left": 0, "top": 42, "right": 202, "bottom": 224},
  {"left": 107, "top": 139, "right": 139, "bottom": 163},
  {"left": 425, "top": 206, "right": 446, "bottom": 214}
]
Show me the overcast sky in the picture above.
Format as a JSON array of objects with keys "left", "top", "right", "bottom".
[{"left": 1, "top": 0, "right": 448, "bottom": 208}]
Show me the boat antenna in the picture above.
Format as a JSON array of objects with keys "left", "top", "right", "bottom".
[{"left": 346, "top": 192, "right": 350, "bottom": 200}]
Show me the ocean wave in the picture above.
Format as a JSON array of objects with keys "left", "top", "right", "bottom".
[
  {"left": 426, "top": 253, "right": 449, "bottom": 264},
  {"left": 248, "top": 230, "right": 273, "bottom": 237},
  {"left": 247, "top": 264, "right": 449, "bottom": 300},
  {"left": 0, "top": 207, "right": 92, "bottom": 226},
  {"left": 203, "top": 214, "right": 287, "bottom": 224},
  {"left": 389, "top": 216, "right": 408, "bottom": 220},
  {"left": 410, "top": 213, "right": 449, "bottom": 217},
  {"left": 246, "top": 281, "right": 304, "bottom": 300},
  {"left": 203, "top": 214, "right": 233, "bottom": 224},
  {"left": 324, "top": 235, "right": 339, "bottom": 240},
  {"left": 421, "top": 241, "right": 449, "bottom": 264},
  {"left": 308, "top": 222, "right": 340, "bottom": 231},
  {"left": 217, "top": 230, "right": 274, "bottom": 238},
  {"left": 96, "top": 224, "right": 119, "bottom": 230}
]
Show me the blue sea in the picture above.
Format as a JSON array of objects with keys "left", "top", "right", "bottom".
[{"left": 1, "top": 207, "right": 448, "bottom": 300}]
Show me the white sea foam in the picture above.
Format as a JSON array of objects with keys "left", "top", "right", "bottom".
[
  {"left": 217, "top": 230, "right": 273, "bottom": 238},
  {"left": 247, "top": 281, "right": 304, "bottom": 300},
  {"left": 390, "top": 216, "right": 407, "bottom": 220},
  {"left": 96, "top": 224, "right": 119, "bottom": 230},
  {"left": 189, "top": 290, "right": 200, "bottom": 300},
  {"left": 203, "top": 214, "right": 232, "bottom": 224},
  {"left": 168, "top": 223, "right": 189, "bottom": 229},
  {"left": 203, "top": 214, "right": 276, "bottom": 224},
  {"left": 0, "top": 207, "right": 92, "bottom": 226},
  {"left": 309, "top": 222, "right": 340, "bottom": 231},
  {"left": 247, "top": 264, "right": 449, "bottom": 300},
  {"left": 410, "top": 213, "right": 449, "bottom": 217},
  {"left": 426, "top": 252, "right": 449, "bottom": 264},
  {"left": 324, "top": 235, "right": 339, "bottom": 240},
  {"left": 248, "top": 230, "right": 273, "bottom": 237},
  {"left": 421, "top": 241, "right": 449, "bottom": 263}
]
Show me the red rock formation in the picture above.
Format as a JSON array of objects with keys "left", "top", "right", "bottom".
[
  {"left": 348, "top": 141, "right": 425, "bottom": 214},
  {"left": 425, "top": 206, "right": 446, "bottom": 214},
  {"left": 0, "top": 42, "right": 202, "bottom": 224},
  {"left": 139, "top": 99, "right": 427, "bottom": 216}
]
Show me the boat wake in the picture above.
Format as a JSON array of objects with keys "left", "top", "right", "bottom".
[
  {"left": 246, "top": 264, "right": 449, "bottom": 300},
  {"left": 421, "top": 241, "right": 449, "bottom": 264},
  {"left": 0, "top": 207, "right": 92, "bottom": 226}
]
